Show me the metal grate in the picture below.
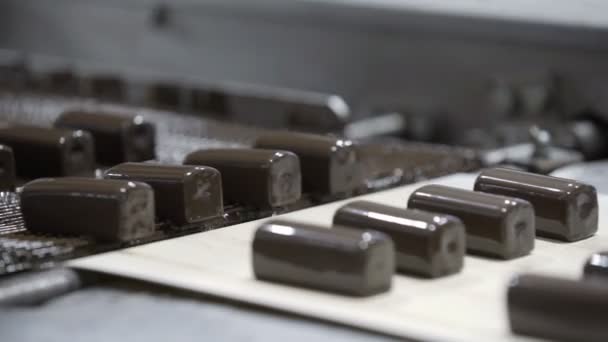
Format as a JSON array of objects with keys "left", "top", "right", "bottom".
[{"left": 0, "top": 91, "right": 480, "bottom": 276}]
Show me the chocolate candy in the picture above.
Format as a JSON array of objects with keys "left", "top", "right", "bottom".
[
  {"left": 0, "top": 50, "right": 28, "bottom": 90},
  {"left": 55, "top": 111, "right": 156, "bottom": 165},
  {"left": 190, "top": 88, "right": 227, "bottom": 117},
  {"left": 39, "top": 69, "right": 79, "bottom": 95},
  {"left": 0, "top": 268, "right": 83, "bottom": 306},
  {"left": 189, "top": 85, "right": 349, "bottom": 131},
  {"left": 408, "top": 185, "right": 535, "bottom": 259},
  {"left": 334, "top": 201, "right": 465, "bottom": 277},
  {"left": 583, "top": 251, "right": 608, "bottom": 282},
  {"left": 20, "top": 177, "right": 155, "bottom": 241},
  {"left": 104, "top": 162, "right": 223, "bottom": 225},
  {"left": 474, "top": 167, "right": 598, "bottom": 241},
  {"left": 254, "top": 132, "right": 361, "bottom": 196},
  {"left": 0, "top": 124, "right": 95, "bottom": 178},
  {"left": 253, "top": 220, "right": 394, "bottom": 296},
  {"left": 0, "top": 144, "right": 15, "bottom": 191},
  {"left": 508, "top": 274, "right": 608, "bottom": 342},
  {"left": 183, "top": 148, "right": 301, "bottom": 208},
  {"left": 83, "top": 75, "right": 126, "bottom": 101},
  {"left": 147, "top": 82, "right": 183, "bottom": 109}
]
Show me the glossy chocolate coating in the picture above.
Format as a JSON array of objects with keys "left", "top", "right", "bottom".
[
  {"left": 183, "top": 148, "right": 301, "bottom": 208},
  {"left": 508, "top": 274, "right": 608, "bottom": 342},
  {"left": 0, "top": 124, "right": 95, "bottom": 178},
  {"left": 20, "top": 177, "right": 155, "bottom": 241},
  {"left": 0, "top": 144, "right": 15, "bottom": 191},
  {"left": 583, "top": 251, "right": 608, "bottom": 282},
  {"left": 334, "top": 201, "right": 465, "bottom": 277},
  {"left": 104, "top": 163, "right": 223, "bottom": 225},
  {"left": 253, "top": 220, "right": 394, "bottom": 296},
  {"left": 55, "top": 111, "right": 156, "bottom": 165},
  {"left": 408, "top": 185, "right": 535, "bottom": 259},
  {"left": 474, "top": 167, "right": 598, "bottom": 241},
  {"left": 0, "top": 268, "right": 82, "bottom": 306},
  {"left": 254, "top": 132, "right": 362, "bottom": 196}
]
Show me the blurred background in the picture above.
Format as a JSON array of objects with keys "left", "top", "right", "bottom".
[
  {"left": 2, "top": 0, "right": 608, "bottom": 155},
  {"left": 1, "top": 1, "right": 608, "bottom": 341}
]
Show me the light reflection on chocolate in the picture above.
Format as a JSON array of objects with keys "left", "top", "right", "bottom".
[
  {"left": 408, "top": 185, "right": 535, "bottom": 259},
  {"left": 20, "top": 177, "right": 155, "bottom": 241},
  {"left": 253, "top": 220, "right": 394, "bottom": 296},
  {"left": 55, "top": 111, "right": 156, "bottom": 165},
  {"left": 104, "top": 162, "right": 223, "bottom": 225},
  {"left": 254, "top": 132, "right": 362, "bottom": 196},
  {"left": 475, "top": 167, "right": 598, "bottom": 241},
  {"left": 0, "top": 124, "right": 95, "bottom": 178},
  {"left": 583, "top": 251, "right": 608, "bottom": 282},
  {"left": 334, "top": 200, "right": 465, "bottom": 277},
  {"left": 508, "top": 274, "right": 608, "bottom": 341},
  {"left": 184, "top": 148, "right": 301, "bottom": 208}
]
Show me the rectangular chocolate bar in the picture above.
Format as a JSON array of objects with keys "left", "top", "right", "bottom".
[
  {"left": 508, "top": 274, "right": 608, "bottom": 342},
  {"left": 55, "top": 111, "right": 156, "bottom": 165},
  {"left": 82, "top": 75, "right": 126, "bottom": 101},
  {"left": 583, "top": 251, "right": 608, "bottom": 282},
  {"left": 147, "top": 82, "right": 183, "bottom": 109},
  {"left": 188, "top": 85, "right": 349, "bottom": 132},
  {"left": 408, "top": 185, "right": 535, "bottom": 259},
  {"left": 0, "top": 51, "right": 28, "bottom": 90},
  {"left": 474, "top": 167, "right": 598, "bottom": 241},
  {"left": 38, "top": 69, "right": 80, "bottom": 95},
  {"left": 0, "top": 124, "right": 95, "bottom": 178},
  {"left": 104, "top": 162, "right": 223, "bottom": 225},
  {"left": 183, "top": 148, "right": 301, "bottom": 208},
  {"left": 20, "top": 177, "right": 155, "bottom": 241},
  {"left": 0, "top": 144, "right": 15, "bottom": 191},
  {"left": 334, "top": 200, "right": 465, "bottom": 278},
  {"left": 0, "top": 268, "right": 83, "bottom": 306},
  {"left": 253, "top": 220, "right": 394, "bottom": 296},
  {"left": 254, "top": 132, "right": 362, "bottom": 196}
]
